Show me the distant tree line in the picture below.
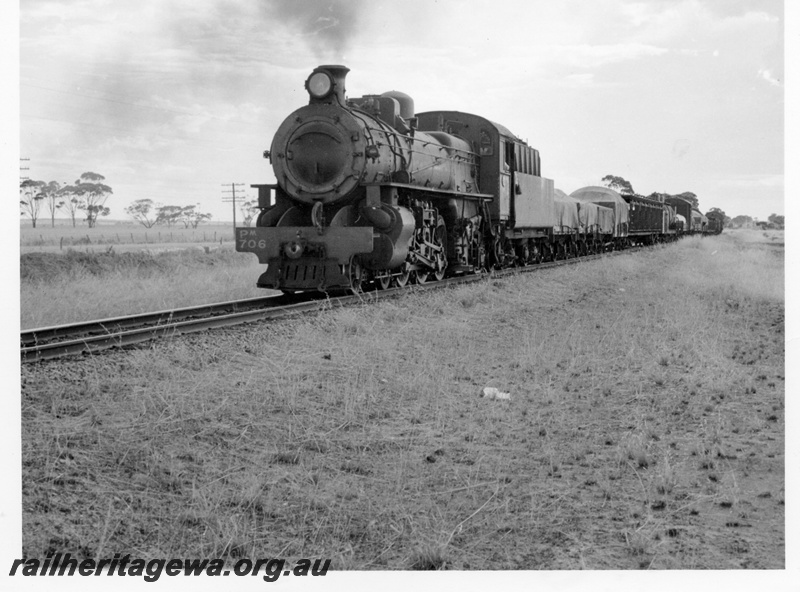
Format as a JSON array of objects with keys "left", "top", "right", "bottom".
[
  {"left": 729, "top": 213, "right": 784, "bottom": 229},
  {"left": 767, "top": 213, "right": 784, "bottom": 228},
  {"left": 19, "top": 173, "right": 216, "bottom": 230},
  {"left": 20, "top": 172, "right": 112, "bottom": 228},
  {"left": 125, "top": 199, "right": 212, "bottom": 229}
]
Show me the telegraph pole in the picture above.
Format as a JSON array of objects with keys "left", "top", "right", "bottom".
[{"left": 221, "top": 183, "right": 245, "bottom": 235}]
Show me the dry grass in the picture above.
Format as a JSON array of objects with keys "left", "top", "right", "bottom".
[
  {"left": 20, "top": 248, "right": 267, "bottom": 328},
  {"left": 20, "top": 230, "right": 784, "bottom": 570},
  {"left": 19, "top": 221, "right": 269, "bottom": 328},
  {"left": 20, "top": 222, "right": 236, "bottom": 249}
]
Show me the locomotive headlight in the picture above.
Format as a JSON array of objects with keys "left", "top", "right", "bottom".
[{"left": 306, "top": 71, "right": 333, "bottom": 99}]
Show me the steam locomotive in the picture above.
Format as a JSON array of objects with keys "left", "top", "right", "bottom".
[{"left": 236, "top": 65, "right": 718, "bottom": 293}]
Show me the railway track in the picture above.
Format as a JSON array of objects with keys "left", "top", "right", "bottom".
[
  {"left": 21, "top": 294, "right": 323, "bottom": 363},
  {"left": 20, "top": 251, "right": 613, "bottom": 363}
]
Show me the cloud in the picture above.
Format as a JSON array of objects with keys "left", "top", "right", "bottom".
[
  {"left": 672, "top": 139, "right": 691, "bottom": 159},
  {"left": 98, "top": 134, "right": 170, "bottom": 153},
  {"left": 559, "top": 73, "right": 596, "bottom": 88},
  {"left": 610, "top": 0, "right": 780, "bottom": 49},
  {"left": 716, "top": 173, "right": 783, "bottom": 189},
  {"left": 758, "top": 68, "right": 781, "bottom": 86},
  {"left": 547, "top": 42, "right": 669, "bottom": 68},
  {"left": 257, "top": 0, "right": 366, "bottom": 60},
  {"left": 716, "top": 9, "right": 780, "bottom": 32}
]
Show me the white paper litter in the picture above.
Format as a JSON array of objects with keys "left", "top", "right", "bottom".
[{"left": 482, "top": 387, "right": 511, "bottom": 400}]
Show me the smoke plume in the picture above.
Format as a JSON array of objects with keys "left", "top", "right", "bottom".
[{"left": 262, "top": 0, "right": 365, "bottom": 59}]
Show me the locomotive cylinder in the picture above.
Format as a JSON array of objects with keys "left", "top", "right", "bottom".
[{"left": 360, "top": 203, "right": 416, "bottom": 270}]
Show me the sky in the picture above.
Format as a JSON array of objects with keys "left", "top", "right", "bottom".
[{"left": 16, "top": 0, "right": 786, "bottom": 223}]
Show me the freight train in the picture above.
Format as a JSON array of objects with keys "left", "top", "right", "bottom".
[{"left": 236, "top": 65, "right": 721, "bottom": 293}]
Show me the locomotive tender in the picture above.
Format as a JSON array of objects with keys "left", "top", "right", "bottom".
[{"left": 236, "top": 65, "right": 718, "bottom": 293}]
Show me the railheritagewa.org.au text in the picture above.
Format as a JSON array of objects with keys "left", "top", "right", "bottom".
[{"left": 9, "top": 554, "right": 331, "bottom": 582}]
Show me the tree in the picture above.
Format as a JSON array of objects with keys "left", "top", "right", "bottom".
[
  {"left": 601, "top": 175, "right": 635, "bottom": 195},
  {"left": 126, "top": 199, "right": 159, "bottom": 228},
  {"left": 20, "top": 179, "right": 45, "bottom": 228},
  {"left": 85, "top": 203, "right": 111, "bottom": 226},
  {"left": 767, "top": 213, "right": 784, "bottom": 228},
  {"left": 707, "top": 207, "right": 726, "bottom": 218},
  {"left": 179, "top": 204, "right": 212, "bottom": 229},
  {"left": 40, "top": 181, "right": 64, "bottom": 228},
  {"left": 675, "top": 192, "right": 699, "bottom": 209},
  {"left": 60, "top": 172, "right": 113, "bottom": 228},
  {"left": 239, "top": 199, "right": 260, "bottom": 226},
  {"left": 77, "top": 172, "right": 113, "bottom": 228},
  {"left": 155, "top": 205, "right": 183, "bottom": 227},
  {"left": 730, "top": 215, "right": 753, "bottom": 228},
  {"left": 58, "top": 184, "right": 82, "bottom": 227}
]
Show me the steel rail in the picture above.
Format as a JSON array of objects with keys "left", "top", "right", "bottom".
[
  {"left": 21, "top": 297, "right": 340, "bottom": 363},
  {"left": 20, "top": 296, "right": 286, "bottom": 347},
  {"left": 19, "top": 248, "right": 632, "bottom": 364}
]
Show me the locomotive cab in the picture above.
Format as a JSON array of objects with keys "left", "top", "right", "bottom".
[{"left": 415, "top": 111, "right": 555, "bottom": 266}]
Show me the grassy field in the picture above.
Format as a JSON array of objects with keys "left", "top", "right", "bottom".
[
  {"left": 20, "top": 221, "right": 270, "bottom": 329},
  {"left": 20, "top": 246, "right": 268, "bottom": 329},
  {"left": 20, "top": 222, "right": 237, "bottom": 249},
  {"left": 19, "top": 230, "right": 784, "bottom": 572},
  {"left": 20, "top": 247, "right": 269, "bottom": 329}
]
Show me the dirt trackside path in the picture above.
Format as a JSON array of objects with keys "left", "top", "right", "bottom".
[{"left": 20, "top": 231, "right": 784, "bottom": 570}]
